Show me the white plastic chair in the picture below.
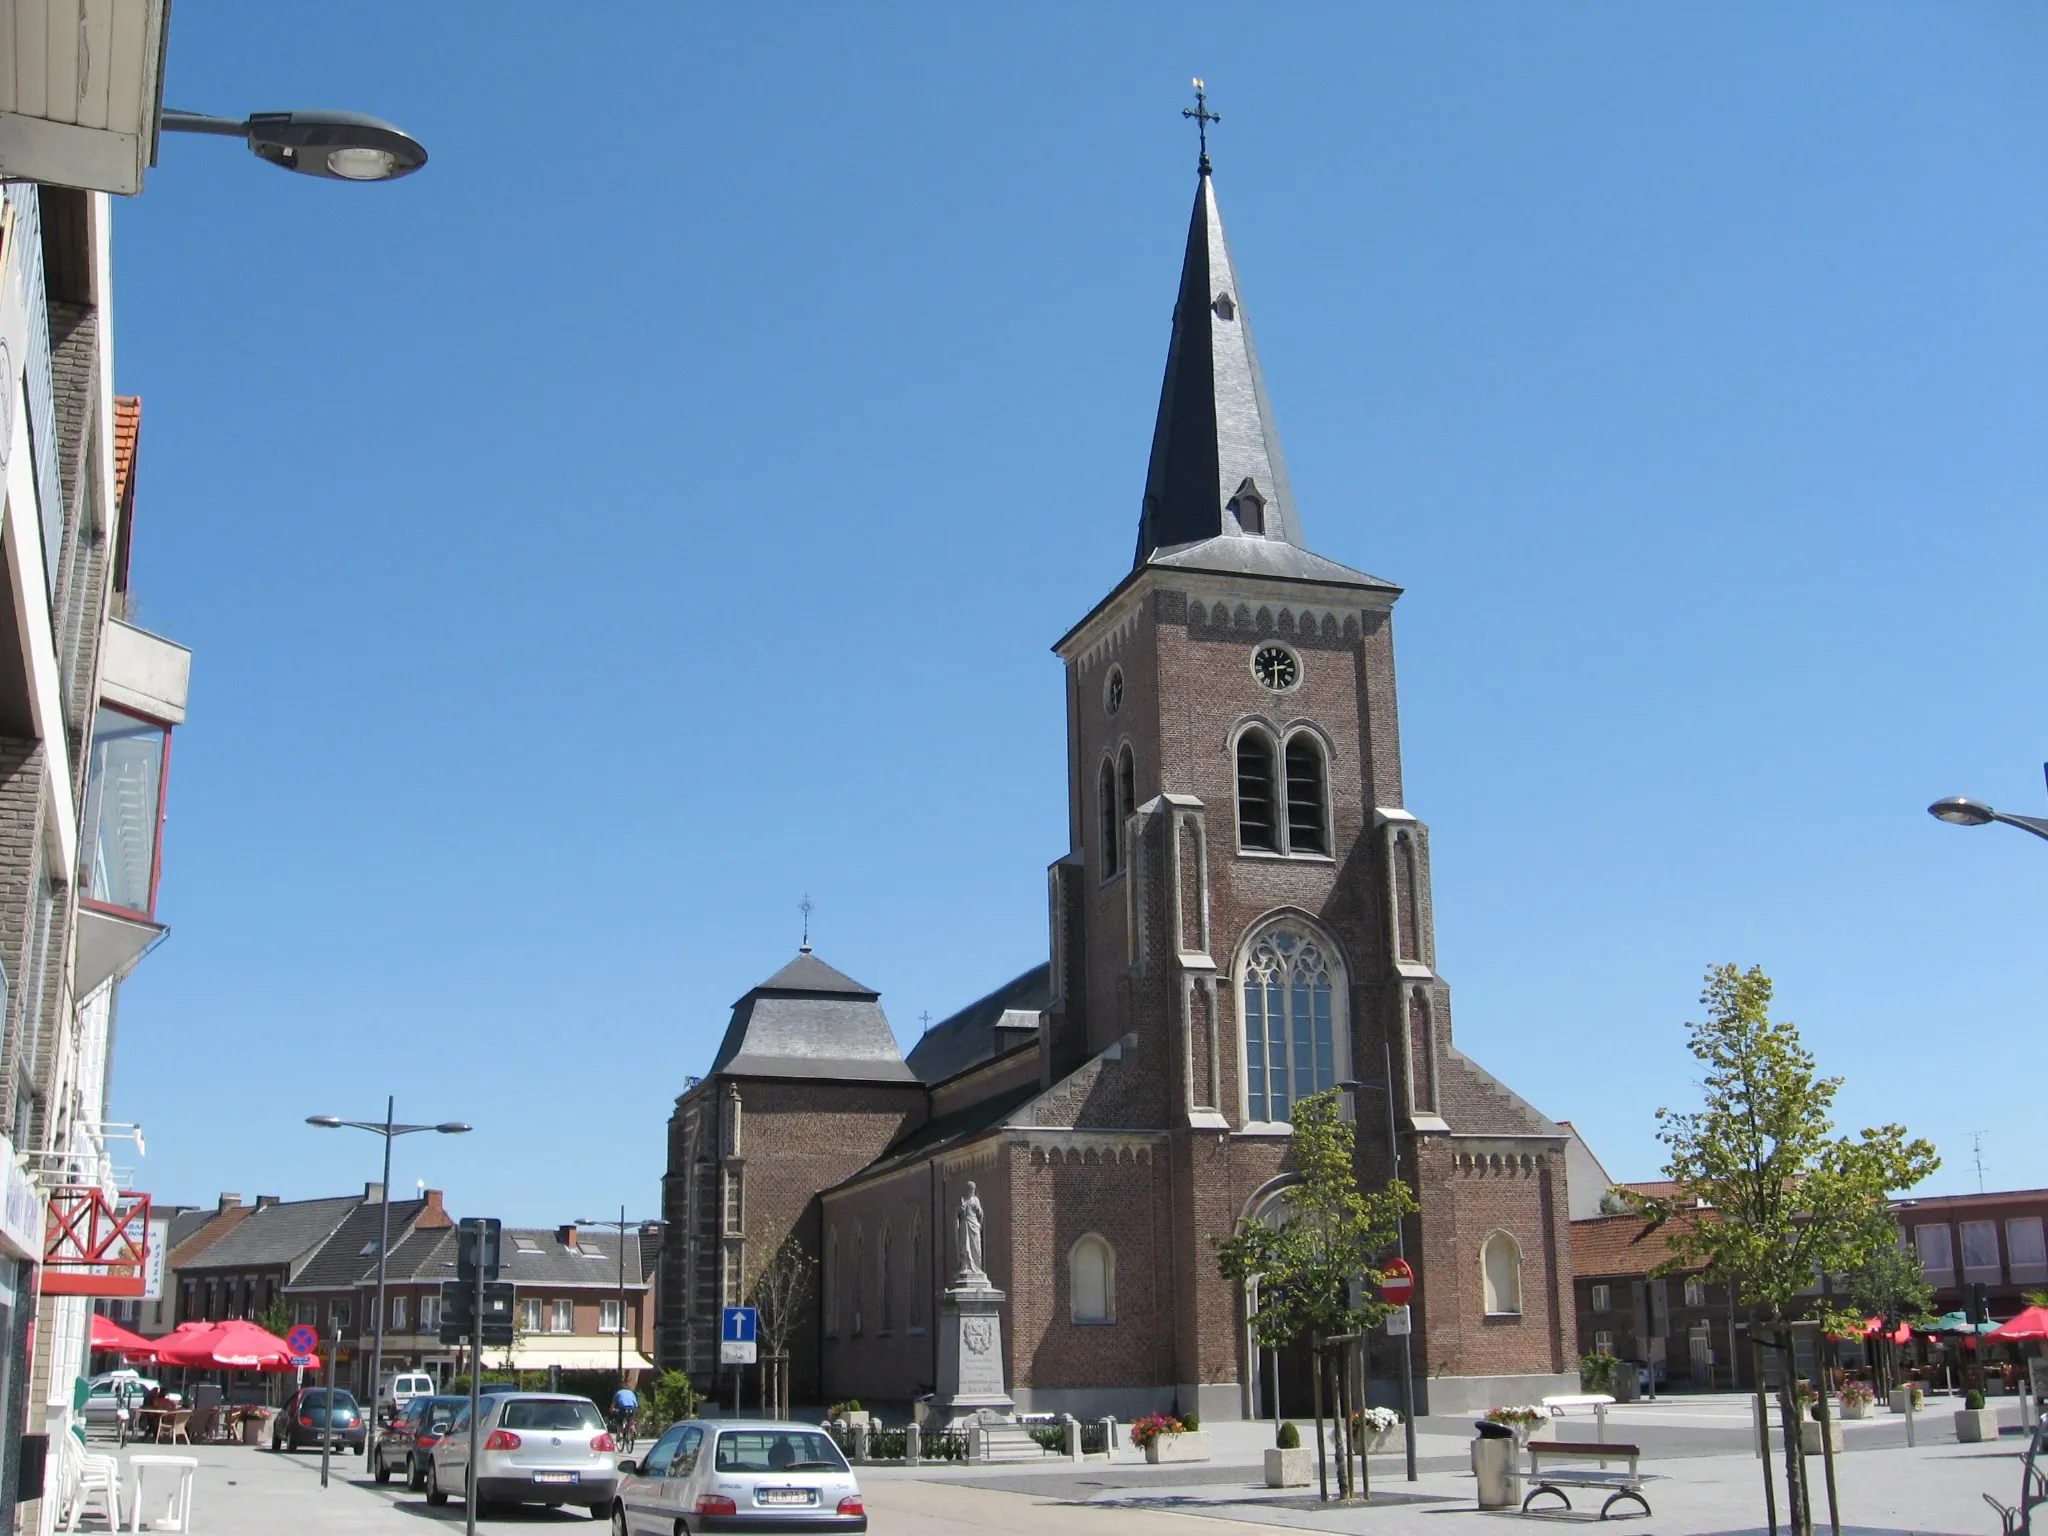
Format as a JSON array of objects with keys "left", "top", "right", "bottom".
[{"left": 59, "top": 1439, "right": 122, "bottom": 1532}]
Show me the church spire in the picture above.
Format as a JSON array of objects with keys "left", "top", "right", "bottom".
[{"left": 1133, "top": 157, "right": 1304, "bottom": 568}]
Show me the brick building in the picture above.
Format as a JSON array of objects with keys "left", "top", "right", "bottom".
[
  {"left": 1570, "top": 1210, "right": 1752, "bottom": 1392},
  {"left": 1896, "top": 1188, "right": 2048, "bottom": 1322},
  {"left": 659, "top": 159, "right": 1577, "bottom": 1420}
]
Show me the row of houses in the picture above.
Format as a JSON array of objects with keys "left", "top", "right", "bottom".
[
  {"left": 1563, "top": 1123, "right": 2048, "bottom": 1391},
  {"left": 101, "top": 1187, "right": 659, "bottom": 1396}
]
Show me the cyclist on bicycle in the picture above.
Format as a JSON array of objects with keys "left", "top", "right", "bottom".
[{"left": 610, "top": 1384, "right": 640, "bottom": 1448}]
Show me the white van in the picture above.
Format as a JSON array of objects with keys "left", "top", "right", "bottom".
[{"left": 378, "top": 1372, "right": 436, "bottom": 1414}]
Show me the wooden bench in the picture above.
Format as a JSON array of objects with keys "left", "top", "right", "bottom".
[{"left": 1522, "top": 1441, "right": 1655, "bottom": 1520}]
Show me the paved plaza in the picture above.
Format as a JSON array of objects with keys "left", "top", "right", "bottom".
[{"left": 69, "top": 1395, "right": 2036, "bottom": 1535}]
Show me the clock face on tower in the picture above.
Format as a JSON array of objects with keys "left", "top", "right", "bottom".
[{"left": 1251, "top": 643, "right": 1300, "bottom": 692}]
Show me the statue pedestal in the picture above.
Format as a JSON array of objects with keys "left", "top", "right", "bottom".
[{"left": 933, "top": 1282, "right": 1013, "bottom": 1426}]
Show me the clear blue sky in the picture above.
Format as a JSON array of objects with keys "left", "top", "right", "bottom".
[{"left": 110, "top": 4, "right": 2048, "bottom": 1225}]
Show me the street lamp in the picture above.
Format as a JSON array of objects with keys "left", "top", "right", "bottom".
[
  {"left": 573, "top": 1208, "right": 664, "bottom": 1395},
  {"left": 306, "top": 1101, "right": 470, "bottom": 1419},
  {"left": 160, "top": 108, "right": 428, "bottom": 182},
  {"left": 1337, "top": 1054, "right": 1418, "bottom": 1483},
  {"left": 1927, "top": 788, "right": 2048, "bottom": 844}
]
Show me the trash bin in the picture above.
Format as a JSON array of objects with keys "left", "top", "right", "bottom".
[{"left": 1472, "top": 1421, "right": 1520, "bottom": 1509}]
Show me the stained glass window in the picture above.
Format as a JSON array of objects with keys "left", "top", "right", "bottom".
[{"left": 1242, "top": 927, "right": 1338, "bottom": 1123}]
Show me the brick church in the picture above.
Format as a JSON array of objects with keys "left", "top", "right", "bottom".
[{"left": 658, "top": 155, "right": 1578, "bottom": 1421}]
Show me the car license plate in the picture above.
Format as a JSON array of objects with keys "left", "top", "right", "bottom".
[
  {"left": 533, "top": 1473, "right": 577, "bottom": 1484},
  {"left": 759, "top": 1489, "right": 813, "bottom": 1506}
]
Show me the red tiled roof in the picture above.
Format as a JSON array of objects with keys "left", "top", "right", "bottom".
[
  {"left": 1571, "top": 1210, "right": 1712, "bottom": 1279},
  {"left": 1617, "top": 1180, "right": 1684, "bottom": 1201},
  {"left": 112, "top": 395, "right": 140, "bottom": 509}
]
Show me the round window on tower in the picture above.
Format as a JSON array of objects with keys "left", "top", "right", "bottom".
[
  {"left": 1251, "top": 643, "right": 1300, "bottom": 693},
  {"left": 1104, "top": 665, "right": 1125, "bottom": 716}
]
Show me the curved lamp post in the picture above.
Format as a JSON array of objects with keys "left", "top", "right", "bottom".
[
  {"left": 307, "top": 1102, "right": 470, "bottom": 1422},
  {"left": 1927, "top": 790, "right": 2048, "bottom": 845},
  {"left": 160, "top": 109, "right": 428, "bottom": 182},
  {"left": 571, "top": 1208, "right": 665, "bottom": 1391}
]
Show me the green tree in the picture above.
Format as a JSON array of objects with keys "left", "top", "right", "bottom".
[
  {"left": 1838, "top": 1223, "right": 1932, "bottom": 1397},
  {"left": 643, "top": 1371, "right": 701, "bottom": 1433},
  {"left": 1640, "top": 965, "right": 1938, "bottom": 1536},
  {"left": 746, "top": 1235, "right": 816, "bottom": 1420},
  {"left": 1214, "top": 1089, "right": 1415, "bottom": 1476},
  {"left": 257, "top": 1295, "right": 292, "bottom": 1341}
]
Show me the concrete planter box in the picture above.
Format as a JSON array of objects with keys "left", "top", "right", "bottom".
[
  {"left": 1887, "top": 1388, "right": 1922, "bottom": 1415},
  {"left": 1144, "top": 1431, "right": 1211, "bottom": 1465},
  {"left": 1799, "top": 1420, "right": 1843, "bottom": 1455},
  {"left": 1838, "top": 1397, "right": 1872, "bottom": 1421},
  {"left": 1955, "top": 1408, "right": 1999, "bottom": 1443},
  {"left": 1264, "top": 1447, "right": 1312, "bottom": 1486}
]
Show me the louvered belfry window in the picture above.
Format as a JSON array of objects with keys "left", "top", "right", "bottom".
[
  {"left": 1236, "top": 731, "right": 1279, "bottom": 851},
  {"left": 1284, "top": 736, "right": 1328, "bottom": 854}
]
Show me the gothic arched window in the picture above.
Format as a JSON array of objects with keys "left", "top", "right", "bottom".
[
  {"left": 1069, "top": 1234, "right": 1116, "bottom": 1324},
  {"left": 908, "top": 1208, "right": 925, "bottom": 1332},
  {"left": 1236, "top": 730, "right": 1279, "bottom": 852},
  {"left": 824, "top": 1225, "right": 839, "bottom": 1336},
  {"left": 1284, "top": 734, "right": 1328, "bottom": 854},
  {"left": 1099, "top": 755, "right": 1121, "bottom": 879},
  {"left": 850, "top": 1225, "right": 865, "bottom": 1336},
  {"left": 1118, "top": 744, "right": 1137, "bottom": 853},
  {"left": 1482, "top": 1231, "right": 1524, "bottom": 1317},
  {"left": 1239, "top": 922, "right": 1346, "bottom": 1124},
  {"left": 878, "top": 1221, "right": 893, "bottom": 1334}
]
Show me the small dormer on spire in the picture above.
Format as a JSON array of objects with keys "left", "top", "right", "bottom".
[{"left": 1133, "top": 160, "right": 1305, "bottom": 567}]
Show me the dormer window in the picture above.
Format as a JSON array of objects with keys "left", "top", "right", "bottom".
[
  {"left": 1228, "top": 479, "right": 1266, "bottom": 537},
  {"left": 1212, "top": 292, "right": 1236, "bottom": 321}
]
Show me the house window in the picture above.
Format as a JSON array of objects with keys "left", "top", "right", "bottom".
[
  {"left": 519, "top": 1298, "right": 542, "bottom": 1333},
  {"left": 1593, "top": 1329, "right": 1613, "bottom": 1357},
  {"left": 1683, "top": 1277, "right": 1707, "bottom": 1309},
  {"left": 600, "top": 1299, "right": 623, "bottom": 1334},
  {"left": 2008, "top": 1218, "right": 2048, "bottom": 1283},
  {"left": 1235, "top": 730, "right": 1279, "bottom": 851},
  {"left": 1915, "top": 1223, "right": 1954, "bottom": 1281},
  {"left": 205, "top": 1281, "right": 218, "bottom": 1320},
  {"left": 1240, "top": 922, "right": 1346, "bottom": 1124},
  {"left": 329, "top": 1302, "right": 350, "bottom": 1334},
  {"left": 1283, "top": 736, "right": 1328, "bottom": 854},
  {"left": 1961, "top": 1220, "right": 2002, "bottom": 1279},
  {"left": 1482, "top": 1232, "right": 1523, "bottom": 1317},
  {"left": 80, "top": 705, "right": 169, "bottom": 917},
  {"left": 1590, "top": 1284, "right": 1611, "bottom": 1314},
  {"left": 420, "top": 1296, "right": 440, "bottom": 1332},
  {"left": 294, "top": 1300, "right": 316, "bottom": 1326},
  {"left": 390, "top": 1295, "right": 407, "bottom": 1332},
  {"left": 1070, "top": 1235, "right": 1115, "bottom": 1324},
  {"left": 549, "top": 1299, "right": 574, "bottom": 1334}
]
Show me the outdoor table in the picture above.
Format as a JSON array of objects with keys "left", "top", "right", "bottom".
[
  {"left": 1540, "top": 1393, "right": 1616, "bottom": 1466},
  {"left": 126, "top": 1453, "right": 197, "bottom": 1534}
]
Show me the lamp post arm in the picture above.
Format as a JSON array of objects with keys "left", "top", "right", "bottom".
[
  {"left": 1991, "top": 811, "right": 2048, "bottom": 844},
  {"left": 160, "top": 110, "right": 247, "bottom": 137}
]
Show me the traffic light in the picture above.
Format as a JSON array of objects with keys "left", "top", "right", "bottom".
[{"left": 439, "top": 1280, "right": 515, "bottom": 1347}]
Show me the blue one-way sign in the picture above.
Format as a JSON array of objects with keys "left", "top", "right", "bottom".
[{"left": 720, "top": 1306, "right": 758, "bottom": 1365}]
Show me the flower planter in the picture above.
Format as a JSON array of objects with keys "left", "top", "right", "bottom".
[
  {"left": 1887, "top": 1388, "right": 1921, "bottom": 1415},
  {"left": 1359, "top": 1427, "right": 1395, "bottom": 1455},
  {"left": 1143, "top": 1430, "right": 1211, "bottom": 1464},
  {"left": 1799, "top": 1420, "right": 1843, "bottom": 1455},
  {"left": 1264, "top": 1447, "right": 1312, "bottom": 1486},
  {"left": 1955, "top": 1408, "right": 1999, "bottom": 1444},
  {"left": 1838, "top": 1398, "right": 1871, "bottom": 1421}
]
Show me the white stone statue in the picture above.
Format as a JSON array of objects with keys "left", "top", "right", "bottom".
[{"left": 955, "top": 1182, "right": 987, "bottom": 1282}]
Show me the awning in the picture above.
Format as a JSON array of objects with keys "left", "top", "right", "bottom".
[
  {"left": 74, "top": 905, "right": 165, "bottom": 996},
  {"left": 1991, "top": 1306, "right": 2048, "bottom": 1342},
  {"left": 492, "top": 1339, "right": 655, "bottom": 1373},
  {"left": 90, "top": 1312, "right": 158, "bottom": 1359}
]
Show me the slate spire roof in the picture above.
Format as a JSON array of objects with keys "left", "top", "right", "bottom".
[
  {"left": 1128, "top": 170, "right": 1397, "bottom": 597},
  {"left": 705, "top": 950, "right": 916, "bottom": 1084},
  {"left": 1135, "top": 169, "right": 1304, "bottom": 566}
]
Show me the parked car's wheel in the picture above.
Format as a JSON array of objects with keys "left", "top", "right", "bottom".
[
  {"left": 373, "top": 1448, "right": 391, "bottom": 1484},
  {"left": 610, "top": 1504, "right": 627, "bottom": 1536},
  {"left": 425, "top": 1460, "right": 447, "bottom": 1507},
  {"left": 406, "top": 1454, "right": 425, "bottom": 1491},
  {"left": 355, "top": 1441, "right": 366, "bottom": 1455}
]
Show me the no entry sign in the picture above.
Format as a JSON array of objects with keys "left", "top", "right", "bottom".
[
  {"left": 286, "top": 1324, "right": 320, "bottom": 1357},
  {"left": 1380, "top": 1257, "right": 1415, "bottom": 1307}
]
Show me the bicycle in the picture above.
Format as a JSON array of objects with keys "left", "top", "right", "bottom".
[{"left": 608, "top": 1409, "right": 638, "bottom": 1455}]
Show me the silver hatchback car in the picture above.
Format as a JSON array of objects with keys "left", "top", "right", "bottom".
[
  {"left": 425, "top": 1392, "right": 619, "bottom": 1516},
  {"left": 610, "top": 1420, "right": 864, "bottom": 1534}
]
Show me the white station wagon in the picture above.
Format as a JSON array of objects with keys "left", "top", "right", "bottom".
[{"left": 609, "top": 1420, "right": 865, "bottom": 1534}]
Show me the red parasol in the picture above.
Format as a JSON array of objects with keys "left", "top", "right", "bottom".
[
  {"left": 154, "top": 1319, "right": 316, "bottom": 1372},
  {"left": 1861, "top": 1317, "right": 1913, "bottom": 1345},
  {"left": 1991, "top": 1306, "right": 2048, "bottom": 1342},
  {"left": 89, "top": 1312, "right": 159, "bottom": 1359}
]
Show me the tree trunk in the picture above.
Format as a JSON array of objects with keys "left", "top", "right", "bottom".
[{"left": 1774, "top": 1331, "right": 1812, "bottom": 1536}]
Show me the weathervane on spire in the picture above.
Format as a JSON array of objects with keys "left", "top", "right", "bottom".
[
  {"left": 1184, "top": 77, "right": 1221, "bottom": 175},
  {"left": 799, "top": 893, "right": 814, "bottom": 954}
]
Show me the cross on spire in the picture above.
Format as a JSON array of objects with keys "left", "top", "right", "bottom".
[
  {"left": 799, "top": 893, "right": 814, "bottom": 953},
  {"left": 1183, "top": 77, "right": 1221, "bottom": 175}
]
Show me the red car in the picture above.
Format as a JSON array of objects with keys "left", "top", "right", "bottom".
[{"left": 374, "top": 1393, "right": 466, "bottom": 1490}]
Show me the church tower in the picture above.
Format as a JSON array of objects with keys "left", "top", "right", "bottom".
[{"left": 1046, "top": 157, "right": 1577, "bottom": 1417}]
